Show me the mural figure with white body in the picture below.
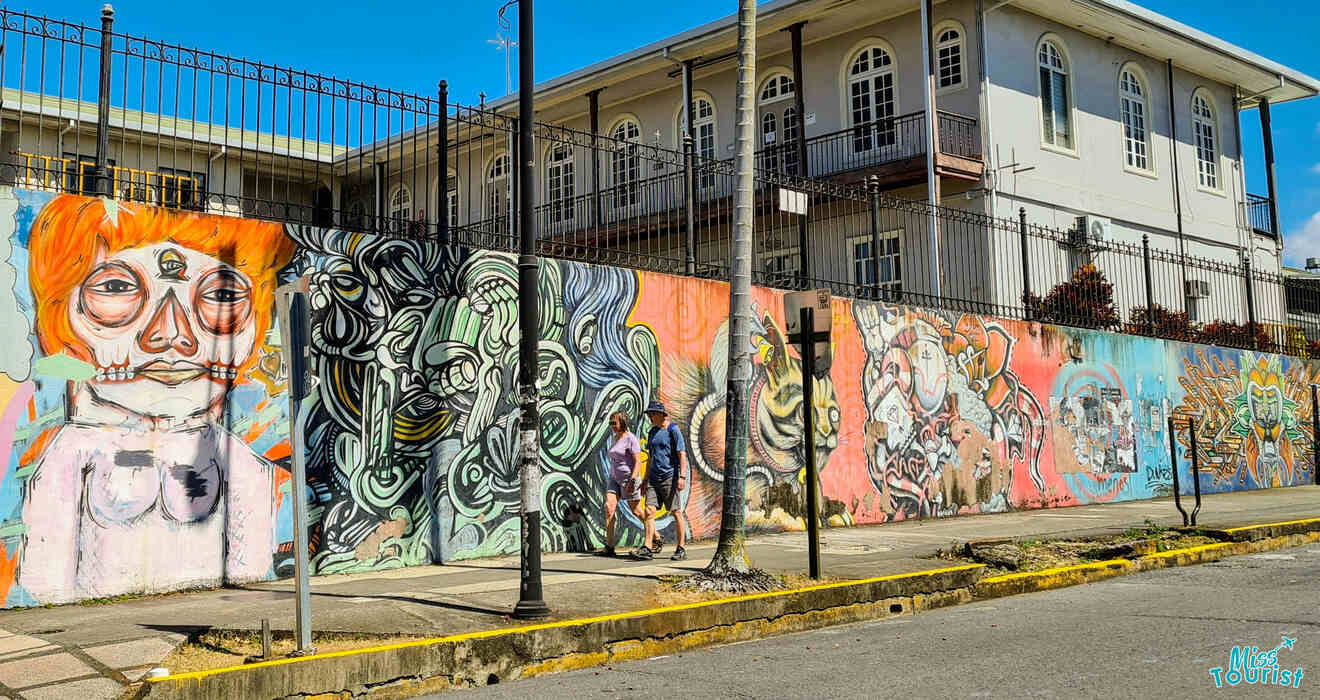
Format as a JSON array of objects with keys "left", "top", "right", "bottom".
[{"left": 17, "top": 196, "right": 295, "bottom": 603}]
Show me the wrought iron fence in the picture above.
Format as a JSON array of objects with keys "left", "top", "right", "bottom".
[{"left": 1, "top": 5, "right": 1313, "bottom": 359}]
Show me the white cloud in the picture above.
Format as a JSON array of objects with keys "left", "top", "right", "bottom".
[{"left": 1284, "top": 211, "right": 1320, "bottom": 269}]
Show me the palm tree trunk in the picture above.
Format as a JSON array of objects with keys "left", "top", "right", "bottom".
[{"left": 707, "top": 0, "right": 757, "bottom": 576}]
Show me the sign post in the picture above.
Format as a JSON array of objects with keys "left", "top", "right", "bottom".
[
  {"left": 275, "top": 277, "right": 315, "bottom": 654},
  {"left": 785, "top": 289, "right": 831, "bottom": 579}
]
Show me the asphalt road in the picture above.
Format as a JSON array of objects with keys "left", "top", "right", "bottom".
[{"left": 441, "top": 543, "right": 1320, "bottom": 699}]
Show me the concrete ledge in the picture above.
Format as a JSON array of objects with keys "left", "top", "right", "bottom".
[
  {"left": 140, "top": 564, "right": 984, "bottom": 700},
  {"left": 1214, "top": 517, "right": 1320, "bottom": 542},
  {"left": 973, "top": 559, "right": 1136, "bottom": 600}
]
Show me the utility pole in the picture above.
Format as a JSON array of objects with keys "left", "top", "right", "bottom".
[
  {"left": 513, "top": 0, "right": 550, "bottom": 620},
  {"left": 920, "top": 0, "right": 941, "bottom": 297}
]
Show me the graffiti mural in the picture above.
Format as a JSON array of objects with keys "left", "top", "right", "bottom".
[
  {"left": 851, "top": 303, "right": 1046, "bottom": 520},
  {"left": 1172, "top": 348, "right": 1315, "bottom": 491},
  {"left": 4, "top": 193, "right": 295, "bottom": 605},
  {"left": 1, "top": 184, "right": 1316, "bottom": 608}
]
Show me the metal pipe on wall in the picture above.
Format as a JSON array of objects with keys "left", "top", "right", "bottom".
[{"left": 921, "top": 0, "right": 941, "bottom": 297}]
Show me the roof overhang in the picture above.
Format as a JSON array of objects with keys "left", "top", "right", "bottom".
[{"left": 1009, "top": 0, "right": 1320, "bottom": 107}]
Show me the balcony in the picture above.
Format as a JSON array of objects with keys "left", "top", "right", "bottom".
[
  {"left": 1246, "top": 193, "right": 1276, "bottom": 238},
  {"left": 10, "top": 152, "right": 207, "bottom": 210},
  {"left": 756, "top": 110, "right": 983, "bottom": 188}
]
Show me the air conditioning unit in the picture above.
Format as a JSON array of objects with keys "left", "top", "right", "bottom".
[
  {"left": 1081, "top": 215, "right": 1112, "bottom": 242},
  {"left": 1185, "top": 280, "right": 1211, "bottom": 298}
]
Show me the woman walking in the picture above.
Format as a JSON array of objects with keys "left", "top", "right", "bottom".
[{"left": 601, "top": 410, "right": 642, "bottom": 556}]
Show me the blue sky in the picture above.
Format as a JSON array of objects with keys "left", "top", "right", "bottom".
[{"left": 27, "top": 0, "right": 1320, "bottom": 266}]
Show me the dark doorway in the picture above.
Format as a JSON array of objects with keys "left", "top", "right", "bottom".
[{"left": 312, "top": 186, "right": 333, "bottom": 228}]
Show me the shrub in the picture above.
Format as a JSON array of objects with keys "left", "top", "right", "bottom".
[
  {"left": 1198, "top": 320, "right": 1271, "bottom": 350},
  {"left": 1023, "top": 264, "right": 1121, "bottom": 331},
  {"left": 1125, "top": 305, "right": 1199, "bottom": 342}
]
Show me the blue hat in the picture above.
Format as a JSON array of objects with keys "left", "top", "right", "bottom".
[{"left": 644, "top": 400, "right": 667, "bottom": 416}]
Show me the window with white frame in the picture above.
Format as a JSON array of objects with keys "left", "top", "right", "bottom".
[
  {"left": 849, "top": 231, "right": 902, "bottom": 290},
  {"left": 610, "top": 118, "right": 641, "bottom": 209},
  {"left": 758, "top": 73, "right": 800, "bottom": 174},
  {"left": 546, "top": 144, "right": 576, "bottom": 223},
  {"left": 1119, "top": 68, "right": 1150, "bottom": 171},
  {"left": 486, "top": 154, "right": 510, "bottom": 222},
  {"left": 1038, "top": 39, "right": 1073, "bottom": 149},
  {"left": 679, "top": 96, "right": 717, "bottom": 187},
  {"left": 388, "top": 184, "right": 411, "bottom": 231},
  {"left": 847, "top": 45, "right": 897, "bottom": 153},
  {"left": 1192, "top": 92, "right": 1219, "bottom": 189},
  {"left": 934, "top": 24, "right": 964, "bottom": 90},
  {"left": 447, "top": 178, "right": 458, "bottom": 226}
]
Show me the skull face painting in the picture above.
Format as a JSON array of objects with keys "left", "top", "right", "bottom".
[{"left": 17, "top": 196, "right": 297, "bottom": 604}]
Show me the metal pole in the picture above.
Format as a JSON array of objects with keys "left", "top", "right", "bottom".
[
  {"left": 589, "top": 89, "right": 601, "bottom": 228},
  {"left": 1167, "top": 59, "right": 1189, "bottom": 315},
  {"left": 514, "top": 0, "right": 549, "bottom": 620},
  {"left": 790, "top": 22, "right": 809, "bottom": 289},
  {"left": 1312, "top": 384, "right": 1319, "bottom": 486},
  {"left": 869, "top": 175, "right": 882, "bottom": 300},
  {"left": 1142, "top": 233, "right": 1155, "bottom": 335},
  {"left": 373, "top": 162, "right": 385, "bottom": 234},
  {"left": 682, "top": 60, "right": 697, "bottom": 277},
  {"left": 438, "top": 81, "right": 449, "bottom": 244},
  {"left": 509, "top": 118, "right": 519, "bottom": 250},
  {"left": 800, "top": 306, "right": 821, "bottom": 579},
  {"left": 94, "top": 5, "right": 115, "bottom": 197},
  {"left": 1258, "top": 98, "right": 1282, "bottom": 237},
  {"left": 1243, "top": 255, "right": 1259, "bottom": 350},
  {"left": 276, "top": 283, "right": 314, "bottom": 654},
  {"left": 1189, "top": 417, "right": 1202, "bottom": 526},
  {"left": 921, "top": 0, "right": 941, "bottom": 297},
  {"left": 1019, "top": 207, "right": 1032, "bottom": 319},
  {"left": 1167, "top": 416, "right": 1188, "bottom": 526}
]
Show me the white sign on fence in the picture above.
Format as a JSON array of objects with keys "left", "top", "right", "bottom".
[{"left": 778, "top": 188, "right": 807, "bottom": 215}]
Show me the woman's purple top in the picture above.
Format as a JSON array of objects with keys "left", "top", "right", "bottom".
[{"left": 608, "top": 431, "right": 640, "bottom": 481}]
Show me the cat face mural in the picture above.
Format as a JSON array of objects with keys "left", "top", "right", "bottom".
[{"left": 16, "top": 195, "right": 295, "bottom": 603}]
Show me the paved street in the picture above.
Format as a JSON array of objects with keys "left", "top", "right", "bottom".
[{"left": 452, "top": 542, "right": 1320, "bottom": 699}]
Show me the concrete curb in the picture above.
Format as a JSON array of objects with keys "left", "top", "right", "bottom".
[{"left": 139, "top": 565, "right": 984, "bottom": 700}]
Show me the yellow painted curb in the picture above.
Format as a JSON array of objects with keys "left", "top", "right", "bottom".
[
  {"left": 148, "top": 563, "right": 982, "bottom": 684},
  {"left": 975, "top": 559, "right": 1134, "bottom": 599},
  {"left": 1223, "top": 517, "right": 1320, "bottom": 534}
]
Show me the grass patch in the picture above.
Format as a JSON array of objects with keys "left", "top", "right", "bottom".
[
  {"left": 159, "top": 630, "right": 427, "bottom": 675},
  {"left": 932, "top": 524, "right": 1216, "bottom": 576}
]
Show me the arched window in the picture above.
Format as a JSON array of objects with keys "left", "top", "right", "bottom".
[
  {"left": 485, "top": 153, "right": 510, "bottom": 222},
  {"left": 758, "top": 73, "right": 800, "bottom": 173},
  {"left": 1192, "top": 91, "right": 1219, "bottom": 189},
  {"left": 610, "top": 118, "right": 641, "bottom": 209},
  {"left": 1038, "top": 38, "right": 1073, "bottom": 149},
  {"left": 1119, "top": 68, "right": 1150, "bottom": 171},
  {"left": 679, "top": 95, "right": 717, "bottom": 187},
  {"left": 934, "top": 22, "right": 964, "bottom": 90},
  {"left": 846, "top": 44, "right": 897, "bottom": 153},
  {"left": 387, "top": 184, "right": 411, "bottom": 231},
  {"left": 545, "top": 144, "right": 575, "bottom": 224}
]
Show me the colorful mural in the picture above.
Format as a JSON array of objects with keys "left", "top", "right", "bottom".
[{"left": 0, "top": 186, "right": 1315, "bottom": 607}]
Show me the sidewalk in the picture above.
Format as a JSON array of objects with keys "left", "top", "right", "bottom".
[{"left": 1, "top": 486, "right": 1317, "bottom": 700}]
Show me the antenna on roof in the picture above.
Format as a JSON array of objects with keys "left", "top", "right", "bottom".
[{"left": 489, "top": 1, "right": 520, "bottom": 97}]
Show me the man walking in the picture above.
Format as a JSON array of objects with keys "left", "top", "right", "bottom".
[{"left": 634, "top": 401, "right": 689, "bottom": 561}]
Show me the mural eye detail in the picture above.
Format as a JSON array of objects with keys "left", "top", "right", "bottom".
[
  {"left": 79, "top": 262, "right": 146, "bottom": 328},
  {"left": 194, "top": 268, "right": 253, "bottom": 335}
]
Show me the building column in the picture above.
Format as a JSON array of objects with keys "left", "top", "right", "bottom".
[
  {"left": 588, "top": 89, "right": 602, "bottom": 227},
  {"left": 1259, "top": 97, "right": 1282, "bottom": 239},
  {"left": 788, "top": 21, "right": 810, "bottom": 287}
]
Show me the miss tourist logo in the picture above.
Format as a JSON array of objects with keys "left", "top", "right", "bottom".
[{"left": 1209, "top": 636, "right": 1303, "bottom": 689}]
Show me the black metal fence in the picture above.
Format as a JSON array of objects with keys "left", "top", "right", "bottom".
[{"left": 2, "top": 6, "right": 1315, "bottom": 359}]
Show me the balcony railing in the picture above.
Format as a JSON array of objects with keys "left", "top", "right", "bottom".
[
  {"left": 12, "top": 152, "right": 206, "bottom": 210},
  {"left": 780, "top": 110, "right": 982, "bottom": 181},
  {"left": 1246, "top": 193, "right": 1276, "bottom": 237}
]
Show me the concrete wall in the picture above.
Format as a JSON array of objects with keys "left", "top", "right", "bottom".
[{"left": 2, "top": 186, "right": 1315, "bottom": 608}]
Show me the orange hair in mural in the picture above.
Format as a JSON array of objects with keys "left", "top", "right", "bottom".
[{"left": 27, "top": 195, "right": 297, "bottom": 372}]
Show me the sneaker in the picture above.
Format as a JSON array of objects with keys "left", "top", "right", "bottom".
[
  {"left": 670, "top": 547, "right": 687, "bottom": 561},
  {"left": 632, "top": 546, "right": 654, "bottom": 560},
  {"left": 651, "top": 536, "right": 665, "bottom": 554},
  {"left": 597, "top": 546, "right": 616, "bottom": 557}
]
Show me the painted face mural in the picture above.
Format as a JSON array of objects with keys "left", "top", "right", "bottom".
[
  {"left": 1174, "top": 349, "right": 1315, "bottom": 490},
  {"left": 8, "top": 194, "right": 295, "bottom": 605},
  {"left": 852, "top": 302, "right": 1045, "bottom": 520}
]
